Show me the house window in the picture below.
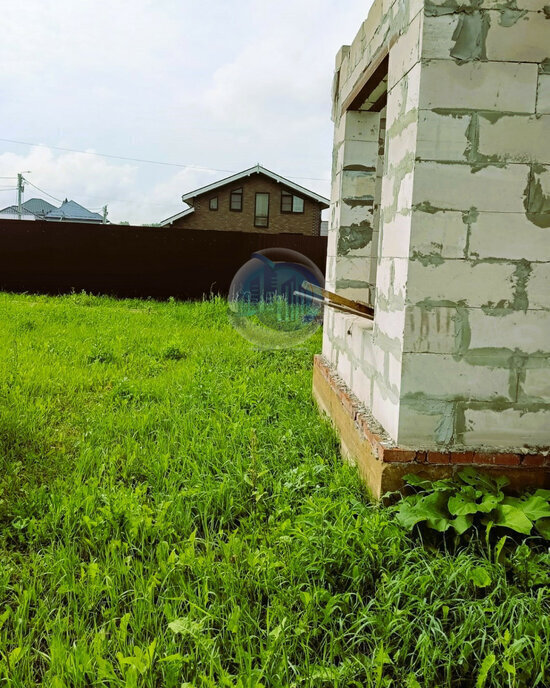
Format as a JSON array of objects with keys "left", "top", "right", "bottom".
[
  {"left": 230, "top": 188, "right": 243, "bottom": 211},
  {"left": 209, "top": 196, "right": 218, "bottom": 211},
  {"left": 254, "top": 193, "right": 269, "bottom": 228},
  {"left": 281, "top": 190, "right": 304, "bottom": 213}
]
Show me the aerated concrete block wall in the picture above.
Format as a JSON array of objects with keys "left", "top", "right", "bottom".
[{"left": 323, "top": 0, "right": 550, "bottom": 450}]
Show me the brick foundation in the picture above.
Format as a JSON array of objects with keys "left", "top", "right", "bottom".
[{"left": 312, "top": 355, "right": 549, "bottom": 499}]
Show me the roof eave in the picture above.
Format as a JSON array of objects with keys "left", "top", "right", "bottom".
[
  {"left": 181, "top": 164, "right": 329, "bottom": 207},
  {"left": 159, "top": 206, "right": 195, "bottom": 226}
]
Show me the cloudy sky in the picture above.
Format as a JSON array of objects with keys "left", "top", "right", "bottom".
[{"left": 0, "top": 0, "right": 370, "bottom": 224}]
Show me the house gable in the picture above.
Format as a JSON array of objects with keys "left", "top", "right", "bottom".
[{"left": 163, "top": 165, "right": 329, "bottom": 236}]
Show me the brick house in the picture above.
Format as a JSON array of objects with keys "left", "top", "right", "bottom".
[{"left": 160, "top": 165, "right": 329, "bottom": 236}]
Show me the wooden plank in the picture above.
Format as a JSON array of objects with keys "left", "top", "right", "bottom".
[
  {"left": 302, "top": 281, "right": 375, "bottom": 317},
  {"left": 294, "top": 290, "right": 374, "bottom": 321},
  {"left": 340, "top": 53, "right": 389, "bottom": 114}
]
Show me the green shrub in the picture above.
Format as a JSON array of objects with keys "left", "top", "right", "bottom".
[{"left": 394, "top": 467, "right": 550, "bottom": 540}]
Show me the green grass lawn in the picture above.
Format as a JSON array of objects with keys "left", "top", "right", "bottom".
[{"left": 0, "top": 292, "right": 548, "bottom": 687}]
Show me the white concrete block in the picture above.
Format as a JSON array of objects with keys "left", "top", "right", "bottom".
[
  {"left": 486, "top": 11, "right": 550, "bottom": 63},
  {"left": 331, "top": 174, "right": 341, "bottom": 205},
  {"left": 325, "top": 255, "right": 337, "bottom": 290},
  {"left": 331, "top": 310, "right": 344, "bottom": 340},
  {"left": 422, "top": 14, "right": 460, "bottom": 60},
  {"left": 477, "top": 114, "right": 550, "bottom": 164},
  {"left": 523, "top": 368, "right": 550, "bottom": 400},
  {"left": 344, "top": 110, "right": 382, "bottom": 142},
  {"left": 338, "top": 201, "right": 373, "bottom": 228},
  {"left": 463, "top": 408, "right": 550, "bottom": 448},
  {"left": 387, "top": 349, "right": 403, "bottom": 391},
  {"left": 383, "top": 163, "right": 416, "bottom": 220},
  {"left": 388, "top": 10, "right": 422, "bottom": 89},
  {"left": 360, "top": 328, "right": 378, "bottom": 376},
  {"left": 344, "top": 6, "right": 405, "bottom": 98},
  {"left": 350, "top": 318, "right": 365, "bottom": 361},
  {"left": 372, "top": 378, "right": 400, "bottom": 441},
  {"left": 396, "top": 169, "right": 415, "bottom": 216},
  {"left": 332, "top": 118, "right": 345, "bottom": 149},
  {"left": 327, "top": 226, "right": 338, "bottom": 258},
  {"left": 409, "top": 209, "right": 468, "bottom": 258},
  {"left": 337, "top": 350, "right": 353, "bottom": 388},
  {"left": 369, "top": 339, "right": 388, "bottom": 375},
  {"left": 401, "top": 353, "right": 511, "bottom": 400},
  {"left": 398, "top": 406, "right": 443, "bottom": 446},
  {"left": 387, "top": 118, "right": 418, "bottom": 163},
  {"left": 335, "top": 255, "right": 370, "bottom": 284},
  {"left": 375, "top": 306, "right": 407, "bottom": 342},
  {"left": 469, "top": 212, "right": 550, "bottom": 262},
  {"left": 349, "top": 23, "right": 366, "bottom": 72},
  {"left": 361, "top": 0, "right": 383, "bottom": 48},
  {"left": 528, "top": 263, "right": 550, "bottom": 310},
  {"left": 323, "top": 307, "right": 334, "bottom": 335},
  {"left": 351, "top": 365, "right": 373, "bottom": 409},
  {"left": 372, "top": 334, "right": 386, "bottom": 376},
  {"left": 334, "top": 44, "right": 350, "bottom": 72},
  {"left": 333, "top": 312, "right": 356, "bottom": 341},
  {"left": 419, "top": 61, "right": 538, "bottom": 113},
  {"left": 381, "top": 171, "right": 394, "bottom": 217},
  {"left": 386, "top": 62, "right": 422, "bottom": 134},
  {"left": 322, "top": 326, "right": 334, "bottom": 362},
  {"left": 407, "top": 259, "right": 516, "bottom": 306},
  {"left": 468, "top": 309, "right": 550, "bottom": 354},
  {"left": 380, "top": 211, "right": 413, "bottom": 259},
  {"left": 337, "top": 140, "right": 379, "bottom": 172},
  {"left": 403, "top": 305, "right": 459, "bottom": 353},
  {"left": 416, "top": 110, "right": 470, "bottom": 162},
  {"left": 425, "top": 0, "right": 548, "bottom": 9},
  {"left": 406, "top": 0, "right": 424, "bottom": 22},
  {"left": 521, "top": 0, "right": 550, "bottom": 8},
  {"left": 341, "top": 169, "right": 377, "bottom": 199},
  {"left": 538, "top": 74, "right": 550, "bottom": 115},
  {"left": 376, "top": 256, "right": 408, "bottom": 302},
  {"left": 412, "top": 162, "right": 529, "bottom": 213},
  {"left": 382, "top": 0, "right": 394, "bottom": 17}
]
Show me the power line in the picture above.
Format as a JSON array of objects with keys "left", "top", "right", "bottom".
[
  {"left": 19, "top": 182, "right": 169, "bottom": 207},
  {"left": 0, "top": 138, "right": 238, "bottom": 174},
  {"left": 0, "top": 137, "right": 330, "bottom": 182},
  {"left": 23, "top": 179, "right": 63, "bottom": 203}
]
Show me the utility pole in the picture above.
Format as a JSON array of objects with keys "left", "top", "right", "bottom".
[
  {"left": 16, "top": 171, "right": 31, "bottom": 220},
  {"left": 102, "top": 205, "right": 108, "bottom": 224},
  {"left": 17, "top": 173, "right": 24, "bottom": 220}
]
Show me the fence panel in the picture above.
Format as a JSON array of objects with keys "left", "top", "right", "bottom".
[{"left": 0, "top": 219, "right": 327, "bottom": 299}]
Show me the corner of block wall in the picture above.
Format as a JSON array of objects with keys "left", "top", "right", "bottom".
[{"left": 312, "top": 355, "right": 550, "bottom": 498}]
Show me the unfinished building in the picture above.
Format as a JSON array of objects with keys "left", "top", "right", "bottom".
[{"left": 313, "top": 0, "right": 550, "bottom": 496}]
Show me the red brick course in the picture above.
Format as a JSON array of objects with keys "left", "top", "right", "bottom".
[
  {"left": 451, "top": 452, "right": 476, "bottom": 464},
  {"left": 427, "top": 452, "right": 451, "bottom": 464},
  {"left": 522, "top": 454, "right": 546, "bottom": 467}
]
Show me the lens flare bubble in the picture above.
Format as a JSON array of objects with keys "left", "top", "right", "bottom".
[{"left": 228, "top": 248, "right": 324, "bottom": 349}]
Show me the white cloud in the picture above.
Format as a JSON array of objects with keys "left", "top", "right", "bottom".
[
  {"left": 0, "top": 146, "right": 223, "bottom": 224},
  {"left": 0, "top": 0, "right": 372, "bottom": 223}
]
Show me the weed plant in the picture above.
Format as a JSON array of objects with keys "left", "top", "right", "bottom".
[{"left": 0, "top": 293, "right": 548, "bottom": 687}]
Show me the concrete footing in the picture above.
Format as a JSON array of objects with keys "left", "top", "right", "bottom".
[{"left": 312, "top": 355, "right": 550, "bottom": 499}]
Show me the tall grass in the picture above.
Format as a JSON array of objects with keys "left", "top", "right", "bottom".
[{"left": 0, "top": 292, "right": 547, "bottom": 687}]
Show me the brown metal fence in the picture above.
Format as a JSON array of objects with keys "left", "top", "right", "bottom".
[{"left": 0, "top": 219, "right": 327, "bottom": 300}]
